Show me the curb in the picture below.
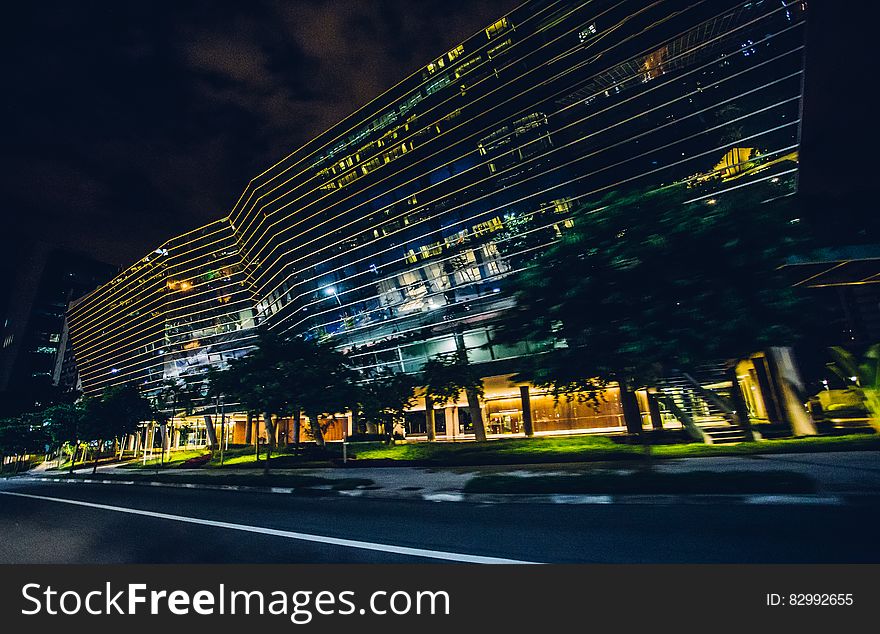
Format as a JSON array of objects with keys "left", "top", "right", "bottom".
[{"left": 8, "top": 475, "right": 876, "bottom": 506}]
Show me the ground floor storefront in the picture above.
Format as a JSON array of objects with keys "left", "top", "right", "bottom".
[{"left": 132, "top": 347, "right": 821, "bottom": 454}]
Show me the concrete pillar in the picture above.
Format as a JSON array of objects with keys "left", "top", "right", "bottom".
[
  {"left": 647, "top": 392, "right": 664, "bottom": 430},
  {"left": 520, "top": 385, "right": 534, "bottom": 437},
  {"left": 448, "top": 406, "right": 460, "bottom": 439},
  {"left": 766, "top": 346, "right": 817, "bottom": 436},
  {"left": 620, "top": 382, "right": 643, "bottom": 435}
]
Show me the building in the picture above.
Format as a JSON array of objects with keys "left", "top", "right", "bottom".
[
  {"left": 0, "top": 242, "right": 116, "bottom": 411},
  {"left": 67, "top": 0, "right": 809, "bottom": 440}
]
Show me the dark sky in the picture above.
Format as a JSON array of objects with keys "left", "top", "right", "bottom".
[
  {"left": 0, "top": 1, "right": 870, "bottom": 274},
  {"left": 0, "top": 0, "right": 519, "bottom": 269}
]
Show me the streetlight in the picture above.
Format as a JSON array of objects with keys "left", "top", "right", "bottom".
[{"left": 325, "top": 285, "right": 342, "bottom": 306}]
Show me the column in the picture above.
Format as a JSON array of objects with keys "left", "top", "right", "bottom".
[
  {"left": 647, "top": 391, "right": 664, "bottom": 430},
  {"left": 519, "top": 385, "right": 534, "bottom": 437}
]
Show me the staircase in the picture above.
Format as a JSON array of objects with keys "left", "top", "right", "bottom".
[
  {"left": 656, "top": 365, "right": 750, "bottom": 444},
  {"left": 701, "top": 425, "right": 750, "bottom": 444}
]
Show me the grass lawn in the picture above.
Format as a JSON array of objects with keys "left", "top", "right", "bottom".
[
  {"left": 349, "top": 435, "right": 641, "bottom": 465},
  {"left": 463, "top": 470, "right": 818, "bottom": 495},
  {"left": 119, "top": 449, "right": 213, "bottom": 469},
  {"left": 121, "top": 445, "right": 343, "bottom": 470},
  {"left": 45, "top": 455, "right": 129, "bottom": 472},
  {"left": 110, "top": 432, "right": 880, "bottom": 472},
  {"left": 650, "top": 432, "right": 880, "bottom": 458},
  {"left": 348, "top": 432, "right": 880, "bottom": 466}
]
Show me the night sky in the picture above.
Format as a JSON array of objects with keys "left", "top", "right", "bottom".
[{"left": 0, "top": 1, "right": 869, "bottom": 277}]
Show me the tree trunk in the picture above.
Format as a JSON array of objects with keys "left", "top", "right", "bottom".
[
  {"left": 205, "top": 415, "right": 219, "bottom": 450},
  {"left": 425, "top": 395, "right": 436, "bottom": 441},
  {"left": 245, "top": 411, "right": 253, "bottom": 445},
  {"left": 69, "top": 441, "right": 78, "bottom": 474},
  {"left": 254, "top": 429, "right": 260, "bottom": 463},
  {"left": 307, "top": 412, "right": 326, "bottom": 448},
  {"left": 263, "top": 440, "right": 272, "bottom": 476},
  {"left": 466, "top": 388, "right": 487, "bottom": 442},
  {"left": 263, "top": 412, "right": 276, "bottom": 448},
  {"left": 620, "top": 381, "right": 643, "bottom": 435},
  {"left": 292, "top": 410, "right": 301, "bottom": 448},
  {"left": 352, "top": 408, "right": 365, "bottom": 435},
  {"left": 159, "top": 424, "right": 167, "bottom": 468}
]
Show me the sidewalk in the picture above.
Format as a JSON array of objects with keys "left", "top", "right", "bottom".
[{"left": 13, "top": 451, "right": 880, "bottom": 506}]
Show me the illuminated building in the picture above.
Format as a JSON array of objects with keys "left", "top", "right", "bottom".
[{"left": 67, "top": 0, "right": 809, "bottom": 439}]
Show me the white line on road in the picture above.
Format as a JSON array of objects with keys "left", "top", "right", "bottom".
[{"left": 0, "top": 490, "right": 539, "bottom": 564}]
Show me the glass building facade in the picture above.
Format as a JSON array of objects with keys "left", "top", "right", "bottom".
[{"left": 68, "top": 0, "right": 808, "bottom": 429}]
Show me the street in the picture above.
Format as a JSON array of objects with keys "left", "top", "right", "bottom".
[{"left": 2, "top": 477, "right": 879, "bottom": 563}]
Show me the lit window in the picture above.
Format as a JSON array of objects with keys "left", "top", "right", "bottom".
[
  {"left": 552, "top": 198, "right": 574, "bottom": 214},
  {"left": 419, "top": 242, "right": 443, "bottom": 259},
  {"left": 487, "top": 38, "right": 512, "bottom": 59},
  {"left": 485, "top": 17, "right": 509, "bottom": 39},
  {"left": 472, "top": 217, "right": 504, "bottom": 236},
  {"left": 578, "top": 23, "right": 597, "bottom": 43}
]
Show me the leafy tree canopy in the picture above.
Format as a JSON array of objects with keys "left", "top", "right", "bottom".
[
  {"left": 495, "top": 184, "right": 811, "bottom": 399},
  {"left": 421, "top": 350, "right": 484, "bottom": 405},
  {"left": 357, "top": 370, "right": 418, "bottom": 438}
]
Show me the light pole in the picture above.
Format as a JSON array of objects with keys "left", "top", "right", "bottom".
[
  {"left": 325, "top": 285, "right": 342, "bottom": 306},
  {"left": 219, "top": 394, "right": 226, "bottom": 465}
]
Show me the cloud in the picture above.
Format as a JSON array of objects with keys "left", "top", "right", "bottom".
[{"left": 0, "top": 0, "right": 519, "bottom": 270}]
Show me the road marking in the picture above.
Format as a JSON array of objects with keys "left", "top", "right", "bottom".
[
  {"left": 550, "top": 494, "right": 613, "bottom": 505},
  {"left": 422, "top": 492, "right": 465, "bottom": 502},
  {"left": 0, "top": 490, "right": 539, "bottom": 564},
  {"left": 744, "top": 494, "right": 843, "bottom": 506}
]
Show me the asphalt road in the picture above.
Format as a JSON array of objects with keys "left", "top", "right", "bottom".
[{"left": 1, "top": 478, "right": 879, "bottom": 563}]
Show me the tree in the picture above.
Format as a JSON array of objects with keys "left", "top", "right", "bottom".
[
  {"left": 421, "top": 350, "right": 487, "bottom": 441},
  {"left": 209, "top": 333, "right": 315, "bottom": 472},
  {"left": 0, "top": 414, "right": 47, "bottom": 473},
  {"left": 276, "top": 337, "right": 332, "bottom": 448},
  {"left": 495, "top": 184, "right": 810, "bottom": 435},
  {"left": 154, "top": 378, "right": 198, "bottom": 463},
  {"left": 357, "top": 371, "right": 418, "bottom": 443},
  {"left": 222, "top": 335, "right": 289, "bottom": 457},
  {"left": 81, "top": 385, "right": 154, "bottom": 473},
  {"left": 41, "top": 402, "right": 84, "bottom": 469},
  {"left": 294, "top": 340, "right": 358, "bottom": 449},
  {"left": 208, "top": 361, "right": 260, "bottom": 462}
]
